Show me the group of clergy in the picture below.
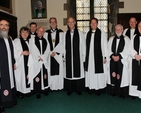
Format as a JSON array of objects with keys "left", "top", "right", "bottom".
[{"left": 1, "top": 16, "right": 141, "bottom": 112}]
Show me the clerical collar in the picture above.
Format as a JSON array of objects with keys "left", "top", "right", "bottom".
[
  {"left": 91, "top": 30, "right": 96, "bottom": 33},
  {"left": 51, "top": 29, "right": 56, "bottom": 33},
  {"left": 24, "top": 39, "right": 28, "bottom": 41},
  {"left": 31, "top": 32, "right": 36, "bottom": 35},
  {"left": 39, "top": 37, "right": 42, "bottom": 40},
  {"left": 70, "top": 30, "right": 74, "bottom": 33}
]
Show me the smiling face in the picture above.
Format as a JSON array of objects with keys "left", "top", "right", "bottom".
[
  {"left": 37, "top": 26, "right": 44, "bottom": 37},
  {"left": 90, "top": 19, "right": 98, "bottom": 30},
  {"left": 129, "top": 17, "right": 137, "bottom": 29},
  {"left": 50, "top": 18, "right": 57, "bottom": 29},
  {"left": 0, "top": 20, "right": 9, "bottom": 38},
  {"left": 21, "top": 30, "right": 29, "bottom": 39},
  {"left": 67, "top": 17, "right": 76, "bottom": 30},
  {"left": 115, "top": 24, "right": 123, "bottom": 37}
]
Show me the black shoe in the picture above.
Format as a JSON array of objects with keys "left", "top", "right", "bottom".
[
  {"left": 130, "top": 96, "right": 137, "bottom": 100},
  {"left": 111, "top": 94, "right": 116, "bottom": 97},
  {"left": 36, "top": 94, "right": 41, "bottom": 99},
  {"left": 95, "top": 93, "right": 101, "bottom": 96},
  {"left": 44, "top": 92, "right": 49, "bottom": 96},
  {"left": 67, "top": 92, "right": 72, "bottom": 96},
  {"left": 0, "top": 107, "right": 5, "bottom": 113},
  {"left": 88, "top": 90, "right": 94, "bottom": 95},
  {"left": 19, "top": 95, "right": 24, "bottom": 99},
  {"left": 120, "top": 95, "right": 125, "bottom": 99},
  {"left": 76, "top": 91, "right": 82, "bottom": 95}
]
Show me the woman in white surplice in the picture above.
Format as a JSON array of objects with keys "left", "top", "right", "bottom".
[{"left": 14, "top": 27, "right": 31, "bottom": 99}]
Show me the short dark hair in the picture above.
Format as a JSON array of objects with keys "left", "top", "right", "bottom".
[
  {"left": 29, "top": 22, "right": 37, "bottom": 27},
  {"left": 90, "top": 17, "right": 98, "bottom": 24},
  {"left": 19, "top": 26, "right": 30, "bottom": 37}
]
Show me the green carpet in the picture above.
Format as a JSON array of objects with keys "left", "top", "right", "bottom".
[{"left": 5, "top": 91, "right": 141, "bottom": 113}]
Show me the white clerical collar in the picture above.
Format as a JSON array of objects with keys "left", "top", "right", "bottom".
[
  {"left": 51, "top": 29, "right": 56, "bottom": 33},
  {"left": 70, "top": 30, "right": 74, "bottom": 33},
  {"left": 92, "top": 30, "right": 96, "bottom": 33}
]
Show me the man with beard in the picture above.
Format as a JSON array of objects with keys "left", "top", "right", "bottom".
[
  {"left": 0, "top": 20, "right": 17, "bottom": 112},
  {"left": 45, "top": 17, "right": 64, "bottom": 91},
  {"left": 28, "top": 26, "right": 50, "bottom": 99},
  {"left": 107, "top": 24, "right": 130, "bottom": 98}
]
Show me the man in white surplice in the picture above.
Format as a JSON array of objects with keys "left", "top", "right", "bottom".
[
  {"left": 129, "top": 21, "right": 141, "bottom": 99},
  {"left": 62, "top": 17, "right": 86, "bottom": 95},
  {"left": 28, "top": 26, "right": 50, "bottom": 99},
  {"left": 44, "top": 17, "right": 64, "bottom": 91},
  {"left": 85, "top": 18, "right": 108, "bottom": 95},
  {"left": 123, "top": 17, "right": 138, "bottom": 39},
  {"left": 107, "top": 24, "right": 130, "bottom": 98}
]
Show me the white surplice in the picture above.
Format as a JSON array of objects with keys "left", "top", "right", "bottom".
[
  {"left": 85, "top": 30, "right": 108, "bottom": 90},
  {"left": 28, "top": 37, "right": 50, "bottom": 90},
  {"left": 107, "top": 36, "right": 130, "bottom": 87},
  {"left": 14, "top": 38, "right": 31, "bottom": 93},
  {"left": 129, "top": 34, "right": 141, "bottom": 98},
  {"left": 44, "top": 32, "right": 64, "bottom": 90}
]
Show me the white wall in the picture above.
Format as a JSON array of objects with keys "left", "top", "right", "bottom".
[
  {"left": 12, "top": 0, "right": 67, "bottom": 34},
  {"left": 119, "top": 0, "right": 141, "bottom": 13}
]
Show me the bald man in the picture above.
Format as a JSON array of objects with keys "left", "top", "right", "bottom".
[
  {"left": 0, "top": 20, "right": 17, "bottom": 112},
  {"left": 28, "top": 26, "right": 50, "bottom": 99},
  {"left": 123, "top": 17, "right": 139, "bottom": 39}
]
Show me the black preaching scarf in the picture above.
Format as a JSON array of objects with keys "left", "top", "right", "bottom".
[
  {"left": 46, "top": 29, "right": 63, "bottom": 75},
  {"left": 125, "top": 28, "right": 139, "bottom": 39},
  {"left": 20, "top": 37, "right": 30, "bottom": 88},
  {"left": 0, "top": 37, "right": 15, "bottom": 103},
  {"left": 35, "top": 36, "right": 48, "bottom": 87},
  {"left": 132, "top": 34, "right": 141, "bottom": 90},
  {"left": 85, "top": 28, "right": 103, "bottom": 73},
  {"left": 65, "top": 29, "right": 80, "bottom": 78},
  {"left": 110, "top": 35, "right": 125, "bottom": 85}
]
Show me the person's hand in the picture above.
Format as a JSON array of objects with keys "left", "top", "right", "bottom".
[
  {"left": 44, "top": 74, "right": 47, "bottom": 79},
  {"left": 26, "top": 75, "right": 29, "bottom": 79},
  {"left": 135, "top": 54, "right": 141, "bottom": 61},
  {"left": 103, "top": 59, "right": 107, "bottom": 64},
  {"left": 21, "top": 51, "right": 30, "bottom": 56},
  {"left": 112, "top": 56, "right": 119, "bottom": 62},
  {"left": 51, "top": 52, "right": 56, "bottom": 57},
  {"left": 14, "top": 64, "right": 16, "bottom": 70},
  {"left": 39, "top": 56, "right": 43, "bottom": 61}
]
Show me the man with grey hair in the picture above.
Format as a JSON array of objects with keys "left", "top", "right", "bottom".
[
  {"left": 0, "top": 20, "right": 17, "bottom": 112},
  {"left": 28, "top": 26, "right": 50, "bottom": 99},
  {"left": 107, "top": 24, "right": 130, "bottom": 98}
]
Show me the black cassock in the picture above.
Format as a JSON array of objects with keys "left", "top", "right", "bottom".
[
  {"left": 132, "top": 34, "right": 141, "bottom": 91},
  {"left": 0, "top": 37, "right": 17, "bottom": 107},
  {"left": 108, "top": 35, "right": 129, "bottom": 97},
  {"left": 33, "top": 36, "right": 48, "bottom": 93}
]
